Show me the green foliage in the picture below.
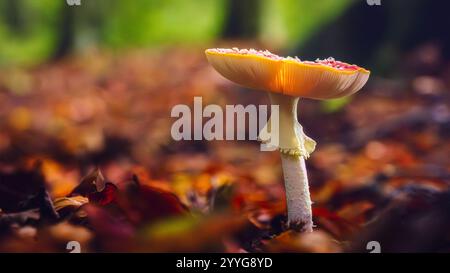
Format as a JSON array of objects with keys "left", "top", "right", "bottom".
[
  {"left": 0, "top": 0, "right": 227, "bottom": 65},
  {"left": 0, "top": 0, "right": 62, "bottom": 66},
  {"left": 143, "top": 216, "right": 199, "bottom": 238},
  {"left": 321, "top": 97, "right": 352, "bottom": 113},
  {"left": 99, "top": 0, "right": 227, "bottom": 47},
  {"left": 0, "top": 0, "right": 354, "bottom": 66}
]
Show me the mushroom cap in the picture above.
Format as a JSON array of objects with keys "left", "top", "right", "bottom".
[{"left": 205, "top": 48, "right": 370, "bottom": 100}]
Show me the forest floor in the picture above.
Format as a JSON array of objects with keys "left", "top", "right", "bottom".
[{"left": 0, "top": 47, "right": 449, "bottom": 252}]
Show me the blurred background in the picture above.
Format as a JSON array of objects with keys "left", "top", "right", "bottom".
[
  {"left": 0, "top": 0, "right": 449, "bottom": 253},
  {"left": 1, "top": 0, "right": 450, "bottom": 72}
]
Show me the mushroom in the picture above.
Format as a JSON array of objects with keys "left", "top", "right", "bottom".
[{"left": 205, "top": 48, "right": 370, "bottom": 232}]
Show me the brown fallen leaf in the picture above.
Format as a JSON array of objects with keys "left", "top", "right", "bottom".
[
  {"left": 263, "top": 230, "right": 342, "bottom": 253},
  {"left": 70, "top": 168, "right": 105, "bottom": 196},
  {"left": 53, "top": 196, "right": 89, "bottom": 218}
]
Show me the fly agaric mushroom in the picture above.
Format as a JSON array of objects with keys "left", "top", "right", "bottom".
[{"left": 205, "top": 48, "right": 370, "bottom": 232}]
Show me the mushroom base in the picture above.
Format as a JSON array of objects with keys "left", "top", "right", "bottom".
[{"left": 281, "top": 153, "right": 313, "bottom": 232}]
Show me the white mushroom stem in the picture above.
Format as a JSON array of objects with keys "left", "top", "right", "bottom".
[
  {"left": 260, "top": 92, "right": 316, "bottom": 232},
  {"left": 281, "top": 154, "right": 313, "bottom": 232}
]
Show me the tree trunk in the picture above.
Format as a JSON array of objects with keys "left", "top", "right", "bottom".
[{"left": 223, "top": 0, "right": 261, "bottom": 39}]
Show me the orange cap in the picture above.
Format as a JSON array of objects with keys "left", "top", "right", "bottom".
[{"left": 205, "top": 48, "right": 370, "bottom": 100}]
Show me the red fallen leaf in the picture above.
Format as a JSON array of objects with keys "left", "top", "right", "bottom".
[
  {"left": 313, "top": 207, "right": 343, "bottom": 221},
  {"left": 312, "top": 206, "right": 357, "bottom": 238},
  {"left": 117, "top": 176, "right": 189, "bottom": 224},
  {"left": 134, "top": 186, "right": 187, "bottom": 221},
  {"left": 82, "top": 204, "right": 135, "bottom": 251},
  {"left": 88, "top": 182, "right": 117, "bottom": 205}
]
